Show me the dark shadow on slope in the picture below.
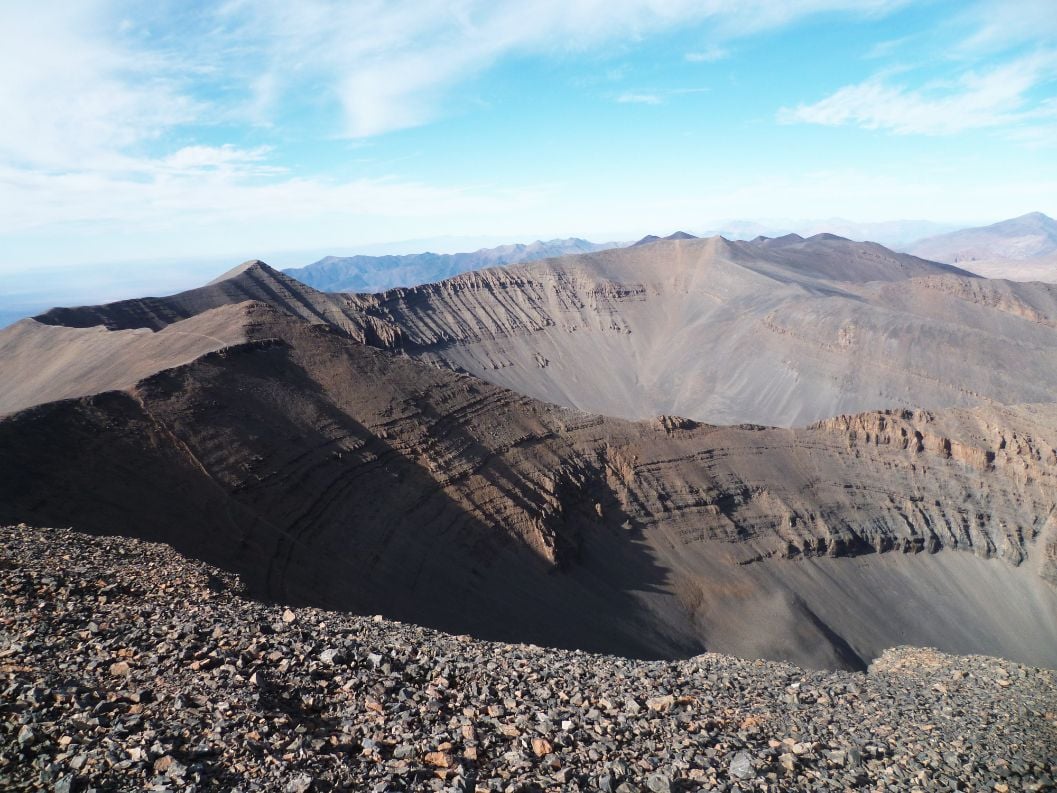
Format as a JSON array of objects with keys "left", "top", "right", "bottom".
[{"left": 0, "top": 333, "right": 690, "bottom": 660}]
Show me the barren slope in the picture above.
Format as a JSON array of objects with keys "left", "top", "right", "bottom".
[
  {"left": 0, "top": 261, "right": 390, "bottom": 416},
  {"left": 2, "top": 281, "right": 1056, "bottom": 669},
  {"left": 341, "top": 235, "right": 1057, "bottom": 426}
]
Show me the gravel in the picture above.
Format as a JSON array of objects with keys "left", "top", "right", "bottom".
[{"left": 2, "top": 525, "right": 1055, "bottom": 792}]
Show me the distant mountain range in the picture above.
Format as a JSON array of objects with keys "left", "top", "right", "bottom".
[
  {"left": 278, "top": 221, "right": 984, "bottom": 297},
  {"left": 283, "top": 237, "right": 624, "bottom": 293},
  {"left": 701, "top": 219, "right": 961, "bottom": 249},
  {"left": 909, "top": 212, "right": 1057, "bottom": 282}
]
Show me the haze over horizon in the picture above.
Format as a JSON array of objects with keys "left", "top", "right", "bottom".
[{"left": 1, "top": 0, "right": 1056, "bottom": 287}]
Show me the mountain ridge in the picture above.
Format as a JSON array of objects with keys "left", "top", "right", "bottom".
[
  {"left": 2, "top": 244, "right": 1057, "bottom": 668},
  {"left": 283, "top": 237, "right": 624, "bottom": 293},
  {"left": 912, "top": 211, "right": 1057, "bottom": 258}
]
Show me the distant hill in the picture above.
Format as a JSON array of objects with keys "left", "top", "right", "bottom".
[
  {"left": 701, "top": 219, "right": 960, "bottom": 249},
  {"left": 283, "top": 237, "right": 623, "bottom": 292},
  {"left": 632, "top": 231, "right": 698, "bottom": 246},
  {"left": 910, "top": 212, "right": 1057, "bottom": 281}
]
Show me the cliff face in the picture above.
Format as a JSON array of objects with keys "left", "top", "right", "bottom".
[
  {"left": 2, "top": 296, "right": 1056, "bottom": 669},
  {"left": 332, "top": 236, "right": 1057, "bottom": 426}
]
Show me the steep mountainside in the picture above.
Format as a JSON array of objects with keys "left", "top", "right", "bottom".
[
  {"left": 284, "top": 238, "right": 621, "bottom": 293},
  {"left": 1, "top": 265, "right": 1056, "bottom": 669},
  {"left": 0, "top": 262, "right": 393, "bottom": 416},
  {"left": 341, "top": 235, "right": 1057, "bottom": 426},
  {"left": 910, "top": 212, "right": 1057, "bottom": 281}
]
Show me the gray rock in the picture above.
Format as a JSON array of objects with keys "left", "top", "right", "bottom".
[
  {"left": 318, "top": 648, "right": 344, "bottom": 665},
  {"left": 646, "top": 773, "right": 673, "bottom": 792},
  {"left": 730, "top": 750, "right": 756, "bottom": 780}
]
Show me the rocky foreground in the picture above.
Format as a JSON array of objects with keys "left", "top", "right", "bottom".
[{"left": 1, "top": 526, "right": 1054, "bottom": 793}]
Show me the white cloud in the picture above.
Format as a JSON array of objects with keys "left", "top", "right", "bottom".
[
  {"left": 779, "top": 52, "right": 1057, "bottom": 135},
  {"left": 685, "top": 46, "right": 729, "bottom": 63},
  {"left": 0, "top": 3, "right": 201, "bottom": 170},
  {"left": 213, "top": 0, "right": 910, "bottom": 138},
  {"left": 617, "top": 92, "right": 664, "bottom": 104},
  {"left": 0, "top": 1, "right": 914, "bottom": 164},
  {"left": 614, "top": 86, "right": 709, "bottom": 104},
  {"left": 0, "top": 161, "right": 548, "bottom": 238},
  {"left": 956, "top": 0, "right": 1057, "bottom": 55},
  {"left": 162, "top": 145, "right": 275, "bottom": 172}
]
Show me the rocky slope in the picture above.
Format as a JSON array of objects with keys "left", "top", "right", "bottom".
[
  {"left": 3, "top": 526, "right": 1055, "bottom": 792},
  {"left": 340, "top": 234, "right": 1057, "bottom": 426},
  {"left": 2, "top": 263, "right": 1056, "bottom": 669},
  {"left": 284, "top": 238, "right": 621, "bottom": 293}
]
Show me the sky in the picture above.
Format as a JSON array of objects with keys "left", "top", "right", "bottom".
[{"left": 1, "top": 0, "right": 1056, "bottom": 300}]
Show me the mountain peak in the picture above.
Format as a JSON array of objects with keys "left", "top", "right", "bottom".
[
  {"left": 910, "top": 212, "right": 1057, "bottom": 266},
  {"left": 996, "top": 211, "right": 1057, "bottom": 231},
  {"left": 206, "top": 259, "right": 276, "bottom": 286},
  {"left": 632, "top": 231, "right": 698, "bottom": 247}
]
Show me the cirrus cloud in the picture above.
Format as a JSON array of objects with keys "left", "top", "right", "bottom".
[{"left": 779, "top": 51, "right": 1057, "bottom": 135}]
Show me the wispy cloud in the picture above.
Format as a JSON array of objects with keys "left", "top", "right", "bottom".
[
  {"left": 685, "top": 46, "right": 729, "bottom": 63},
  {"left": 0, "top": 0, "right": 907, "bottom": 251},
  {"left": 780, "top": 51, "right": 1057, "bottom": 135},
  {"left": 617, "top": 92, "right": 663, "bottom": 105},
  {"left": 0, "top": 3, "right": 201, "bottom": 170},
  {"left": 955, "top": 0, "right": 1057, "bottom": 55},
  {"left": 209, "top": 0, "right": 911, "bottom": 139},
  {"left": 615, "top": 87, "right": 709, "bottom": 105}
]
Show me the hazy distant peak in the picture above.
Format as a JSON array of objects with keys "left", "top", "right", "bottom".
[
  {"left": 284, "top": 237, "right": 622, "bottom": 293},
  {"left": 756, "top": 233, "right": 806, "bottom": 245},
  {"left": 988, "top": 211, "right": 1057, "bottom": 232},
  {"left": 910, "top": 211, "right": 1057, "bottom": 266},
  {"left": 632, "top": 231, "right": 698, "bottom": 246}
]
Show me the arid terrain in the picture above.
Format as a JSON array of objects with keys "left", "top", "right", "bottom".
[
  {"left": 2, "top": 239, "right": 1057, "bottom": 676},
  {"left": 4, "top": 525, "right": 1054, "bottom": 792}
]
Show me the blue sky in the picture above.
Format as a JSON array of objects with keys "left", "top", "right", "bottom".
[{"left": 1, "top": 0, "right": 1055, "bottom": 285}]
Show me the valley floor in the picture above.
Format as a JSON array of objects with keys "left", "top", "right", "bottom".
[{"left": 1, "top": 525, "right": 1054, "bottom": 792}]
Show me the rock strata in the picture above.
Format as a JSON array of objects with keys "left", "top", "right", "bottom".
[
  {"left": 3, "top": 298, "right": 1057, "bottom": 668},
  {"left": 2, "top": 526, "right": 1055, "bottom": 792}
]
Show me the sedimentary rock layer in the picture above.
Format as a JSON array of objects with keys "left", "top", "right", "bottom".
[{"left": 2, "top": 287, "right": 1055, "bottom": 668}]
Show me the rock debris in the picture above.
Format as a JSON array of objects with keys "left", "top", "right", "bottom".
[{"left": 2, "top": 526, "right": 1054, "bottom": 792}]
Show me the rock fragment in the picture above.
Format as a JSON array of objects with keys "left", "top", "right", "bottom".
[{"left": 2, "top": 524, "right": 1055, "bottom": 793}]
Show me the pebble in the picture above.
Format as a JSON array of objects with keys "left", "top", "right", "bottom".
[{"left": 2, "top": 525, "right": 1055, "bottom": 793}]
